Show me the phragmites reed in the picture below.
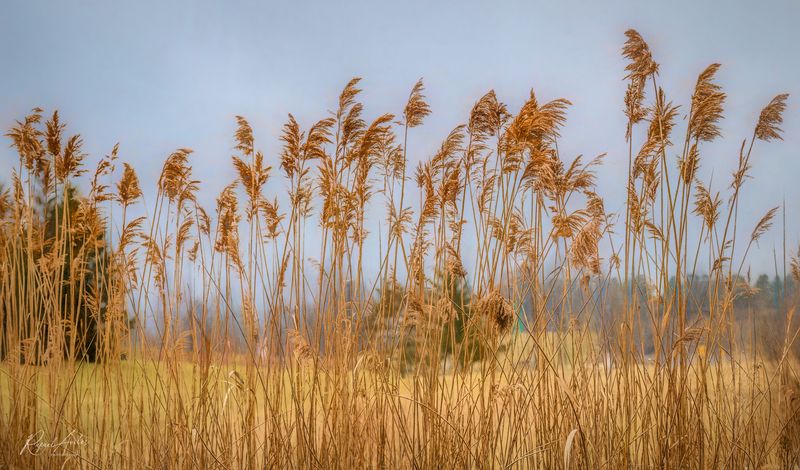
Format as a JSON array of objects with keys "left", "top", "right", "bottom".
[
  {"left": 158, "top": 148, "right": 195, "bottom": 203},
  {"left": 287, "top": 329, "right": 315, "bottom": 364},
  {"left": 693, "top": 182, "right": 721, "bottom": 232},
  {"left": 552, "top": 210, "right": 588, "bottom": 239},
  {"left": 55, "top": 134, "right": 86, "bottom": 181},
  {"left": 571, "top": 216, "right": 603, "bottom": 275},
  {"left": 1, "top": 28, "right": 797, "bottom": 470},
  {"left": 44, "top": 110, "right": 64, "bottom": 158},
  {"left": 751, "top": 206, "right": 779, "bottom": 243},
  {"left": 635, "top": 89, "right": 678, "bottom": 170},
  {"left": 336, "top": 77, "right": 365, "bottom": 156},
  {"left": 404, "top": 78, "right": 431, "bottom": 128},
  {"left": 624, "top": 79, "right": 647, "bottom": 138},
  {"left": 476, "top": 290, "right": 513, "bottom": 333},
  {"left": 679, "top": 143, "right": 700, "bottom": 185},
  {"left": 433, "top": 296, "right": 457, "bottom": 324},
  {"left": 337, "top": 77, "right": 362, "bottom": 121},
  {"left": 445, "top": 241, "right": 467, "bottom": 278},
  {"left": 116, "top": 162, "right": 142, "bottom": 207},
  {"left": 233, "top": 150, "right": 271, "bottom": 219},
  {"left": 279, "top": 114, "right": 302, "bottom": 179},
  {"left": 403, "top": 293, "right": 425, "bottom": 328},
  {"left": 755, "top": 93, "right": 790, "bottom": 141},
  {"left": 6, "top": 107, "right": 44, "bottom": 171},
  {"left": 622, "top": 29, "right": 659, "bottom": 81},
  {"left": 89, "top": 144, "right": 118, "bottom": 203},
  {"left": 261, "top": 198, "right": 283, "bottom": 239},
  {"left": 234, "top": 115, "right": 254, "bottom": 156},
  {"left": 215, "top": 183, "right": 241, "bottom": 263},
  {"left": 469, "top": 90, "right": 508, "bottom": 139},
  {"left": 585, "top": 191, "right": 605, "bottom": 218},
  {"left": 507, "top": 92, "right": 570, "bottom": 148},
  {"left": 0, "top": 186, "right": 10, "bottom": 219},
  {"left": 689, "top": 63, "right": 726, "bottom": 142}
]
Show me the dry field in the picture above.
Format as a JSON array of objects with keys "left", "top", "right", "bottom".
[{"left": 1, "top": 29, "right": 799, "bottom": 469}]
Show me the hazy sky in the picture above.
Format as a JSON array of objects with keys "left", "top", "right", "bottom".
[{"left": 1, "top": 0, "right": 798, "bottom": 276}]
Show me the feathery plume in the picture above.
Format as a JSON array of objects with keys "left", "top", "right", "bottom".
[
  {"left": 234, "top": 115, "right": 254, "bottom": 156},
  {"left": 0, "top": 185, "right": 10, "bottom": 220},
  {"left": 7, "top": 108, "right": 45, "bottom": 171},
  {"left": 624, "top": 79, "right": 647, "bottom": 139},
  {"left": 215, "top": 183, "right": 241, "bottom": 264},
  {"left": 233, "top": 150, "right": 271, "bottom": 219},
  {"left": 755, "top": 93, "right": 789, "bottom": 141},
  {"left": 45, "top": 110, "right": 64, "bottom": 158},
  {"left": 622, "top": 29, "right": 659, "bottom": 81},
  {"left": 158, "top": 148, "right": 194, "bottom": 204},
  {"left": 176, "top": 217, "right": 195, "bottom": 254},
  {"left": 433, "top": 297, "right": 457, "bottom": 324},
  {"left": 89, "top": 144, "right": 118, "bottom": 203},
  {"left": 445, "top": 242, "right": 467, "bottom": 278},
  {"left": 693, "top": 183, "right": 721, "bottom": 232},
  {"left": 280, "top": 114, "right": 302, "bottom": 179},
  {"left": 689, "top": 64, "right": 726, "bottom": 142},
  {"left": 476, "top": 290, "right": 513, "bottom": 333},
  {"left": 678, "top": 143, "right": 699, "bottom": 185},
  {"left": 635, "top": 89, "right": 678, "bottom": 167},
  {"left": 469, "top": 90, "right": 508, "bottom": 140},
  {"left": 553, "top": 210, "right": 589, "bottom": 239},
  {"left": 337, "top": 77, "right": 362, "bottom": 121},
  {"left": 750, "top": 206, "right": 778, "bottom": 244},
  {"left": 116, "top": 163, "right": 142, "bottom": 207},
  {"left": 288, "top": 329, "right": 315, "bottom": 364},
  {"left": 404, "top": 78, "right": 431, "bottom": 128},
  {"left": 261, "top": 197, "right": 284, "bottom": 239},
  {"left": 571, "top": 217, "right": 603, "bottom": 275}
]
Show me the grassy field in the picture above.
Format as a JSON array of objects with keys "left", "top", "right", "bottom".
[
  {"left": 1, "top": 341, "right": 796, "bottom": 468},
  {"left": 1, "top": 29, "right": 799, "bottom": 468}
]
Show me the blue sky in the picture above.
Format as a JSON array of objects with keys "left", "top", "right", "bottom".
[{"left": 1, "top": 0, "right": 798, "bottom": 276}]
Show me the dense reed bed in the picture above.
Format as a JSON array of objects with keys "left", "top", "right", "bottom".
[{"left": 0, "top": 29, "right": 798, "bottom": 469}]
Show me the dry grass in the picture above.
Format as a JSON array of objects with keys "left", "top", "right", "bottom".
[{"left": 0, "top": 29, "right": 798, "bottom": 469}]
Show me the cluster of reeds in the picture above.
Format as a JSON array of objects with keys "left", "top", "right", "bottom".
[{"left": 0, "top": 29, "right": 798, "bottom": 469}]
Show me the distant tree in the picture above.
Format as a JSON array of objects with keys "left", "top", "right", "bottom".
[
  {"left": 364, "top": 274, "right": 491, "bottom": 373},
  {"left": 773, "top": 275, "right": 784, "bottom": 310},
  {"left": 46, "top": 185, "right": 111, "bottom": 362},
  {"left": 755, "top": 274, "right": 773, "bottom": 310},
  {"left": 439, "top": 274, "right": 491, "bottom": 366},
  {"left": 0, "top": 183, "right": 111, "bottom": 363}
]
